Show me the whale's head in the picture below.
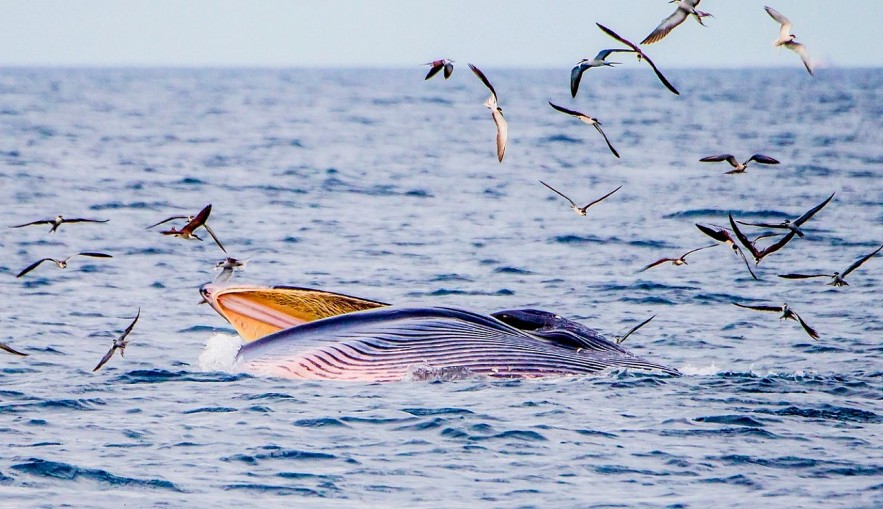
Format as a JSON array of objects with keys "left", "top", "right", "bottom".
[{"left": 200, "top": 283, "right": 388, "bottom": 343}]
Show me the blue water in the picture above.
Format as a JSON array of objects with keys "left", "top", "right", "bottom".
[{"left": 1, "top": 67, "right": 881, "bottom": 507}]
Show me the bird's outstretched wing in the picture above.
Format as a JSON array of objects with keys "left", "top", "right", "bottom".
[
  {"left": 593, "top": 123, "right": 620, "bottom": 158},
  {"left": 616, "top": 315, "right": 656, "bottom": 344},
  {"left": 16, "top": 258, "right": 55, "bottom": 278},
  {"left": 794, "top": 193, "right": 834, "bottom": 226},
  {"left": 9, "top": 219, "right": 53, "bottom": 228},
  {"left": 733, "top": 302, "right": 781, "bottom": 313},
  {"left": 841, "top": 244, "right": 883, "bottom": 277},
  {"left": 792, "top": 311, "right": 820, "bottom": 340},
  {"left": 641, "top": 7, "right": 690, "bottom": 45},
  {"left": 146, "top": 215, "right": 189, "bottom": 230},
  {"left": 539, "top": 181, "right": 577, "bottom": 208}
]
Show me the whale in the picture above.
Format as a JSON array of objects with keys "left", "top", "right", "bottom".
[{"left": 200, "top": 284, "right": 678, "bottom": 381}]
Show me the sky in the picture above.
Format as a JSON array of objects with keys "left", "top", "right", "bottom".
[{"left": 0, "top": 1, "right": 880, "bottom": 69}]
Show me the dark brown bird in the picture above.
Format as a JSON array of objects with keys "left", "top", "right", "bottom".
[
  {"left": 16, "top": 252, "right": 113, "bottom": 278},
  {"left": 639, "top": 244, "right": 716, "bottom": 272},
  {"left": 779, "top": 244, "right": 883, "bottom": 287},
  {"left": 151, "top": 204, "right": 226, "bottom": 253},
  {"left": 540, "top": 181, "right": 621, "bottom": 217},
  {"left": 733, "top": 302, "right": 819, "bottom": 340},
  {"left": 93, "top": 308, "right": 140, "bottom": 372},
  {"left": 695, "top": 224, "right": 758, "bottom": 279},
  {"left": 729, "top": 214, "right": 795, "bottom": 265},
  {"left": 548, "top": 102, "right": 620, "bottom": 158},
  {"left": 10, "top": 215, "right": 108, "bottom": 233},
  {"left": 596, "top": 23, "right": 679, "bottom": 95},
  {"left": 423, "top": 59, "right": 454, "bottom": 80}
]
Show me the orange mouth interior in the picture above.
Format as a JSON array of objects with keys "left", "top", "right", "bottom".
[{"left": 204, "top": 285, "right": 388, "bottom": 342}]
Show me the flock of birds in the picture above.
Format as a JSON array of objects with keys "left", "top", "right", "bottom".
[
  {"left": 4, "top": 205, "right": 234, "bottom": 369},
  {"left": 423, "top": 4, "right": 880, "bottom": 342},
  {"left": 1, "top": 3, "right": 877, "bottom": 371}
]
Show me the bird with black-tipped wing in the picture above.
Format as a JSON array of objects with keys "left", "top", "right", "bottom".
[
  {"left": 699, "top": 153, "right": 780, "bottom": 174},
  {"left": 734, "top": 302, "right": 819, "bottom": 340},
  {"left": 641, "top": 0, "right": 713, "bottom": 45},
  {"left": 468, "top": 63, "right": 508, "bottom": 163},
  {"left": 16, "top": 252, "right": 113, "bottom": 278},
  {"left": 596, "top": 23, "right": 679, "bottom": 95},
  {"left": 695, "top": 223, "right": 758, "bottom": 280},
  {"left": 570, "top": 49, "right": 632, "bottom": 97},
  {"left": 765, "top": 6, "right": 814, "bottom": 76},
  {"left": 639, "top": 244, "right": 716, "bottom": 272},
  {"left": 10, "top": 215, "right": 108, "bottom": 233},
  {"left": 93, "top": 308, "right": 140, "bottom": 372},
  {"left": 779, "top": 244, "right": 883, "bottom": 287},
  {"left": 735, "top": 192, "right": 835, "bottom": 239},
  {"left": 548, "top": 102, "right": 620, "bottom": 158},
  {"left": 540, "top": 181, "right": 621, "bottom": 217}
]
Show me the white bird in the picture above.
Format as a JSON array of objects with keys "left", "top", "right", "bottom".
[
  {"left": 469, "top": 63, "right": 508, "bottom": 162},
  {"left": 765, "top": 6, "right": 814, "bottom": 76},
  {"left": 540, "top": 181, "right": 622, "bottom": 217},
  {"left": 642, "top": 0, "right": 713, "bottom": 45}
]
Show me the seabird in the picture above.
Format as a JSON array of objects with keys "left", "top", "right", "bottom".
[
  {"left": 548, "top": 102, "right": 620, "bottom": 158},
  {"left": 729, "top": 214, "right": 795, "bottom": 264},
  {"left": 639, "top": 244, "right": 716, "bottom": 272},
  {"left": 642, "top": 0, "right": 713, "bottom": 45},
  {"left": 16, "top": 252, "right": 113, "bottom": 278},
  {"left": 152, "top": 204, "right": 226, "bottom": 252},
  {"left": 779, "top": 244, "right": 883, "bottom": 287},
  {"left": 423, "top": 59, "right": 454, "bottom": 80},
  {"left": 699, "top": 153, "right": 780, "bottom": 174},
  {"left": 468, "top": 63, "right": 508, "bottom": 162},
  {"left": 695, "top": 223, "right": 758, "bottom": 279},
  {"left": 733, "top": 302, "right": 819, "bottom": 340},
  {"left": 540, "top": 181, "right": 622, "bottom": 217},
  {"left": 570, "top": 49, "right": 631, "bottom": 97},
  {"left": 93, "top": 308, "right": 140, "bottom": 372},
  {"left": 734, "top": 192, "right": 835, "bottom": 239},
  {"left": 765, "top": 6, "right": 814, "bottom": 75},
  {"left": 10, "top": 215, "right": 108, "bottom": 233},
  {"left": 596, "top": 23, "right": 680, "bottom": 95},
  {"left": 215, "top": 257, "right": 248, "bottom": 282},
  {"left": 614, "top": 315, "right": 656, "bottom": 345}
]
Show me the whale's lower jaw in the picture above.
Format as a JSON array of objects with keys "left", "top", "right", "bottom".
[{"left": 237, "top": 306, "right": 679, "bottom": 381}]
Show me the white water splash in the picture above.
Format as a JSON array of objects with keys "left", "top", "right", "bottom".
[
  {"left": 678, "top": 361, "right": 721, "bottom": 376},
  {"left": 196, "top": 333, "right": 243, "bottom": 373}
]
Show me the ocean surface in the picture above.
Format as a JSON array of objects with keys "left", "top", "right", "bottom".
[{"left": 0, "top": 67, "right": 881, "bottom": 507}]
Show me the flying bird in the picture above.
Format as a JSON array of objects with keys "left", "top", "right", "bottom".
[
  {"left": 596, "top": 23, "right": 680, "bottom": 95},
  {"left": 10, "top": 215, "right": 108, "bottom": 233},
  {"left": 215, "top": 257, "right": 248, "bottom": 282},
  {"left": 735, "top": 192, "right": 835, "bottom": 239},
  {"left": 699, "top": 153, "right": 780, "bottom": 174},
  {"left": 695, "top": 224, "right": 758, "bottom": 279},
  {"left": 1, "top": 342, "right": 28, "bottom": 357},
  {"left": 151, "top": 204, "right": 226, "bottom": 253},
  {"left": 16, "top": 252, "right": 113, "bottom": 278},
  {"left": 639, "top": 244, "right": 716, "bottom": 272},
  {"left": 423, "top": 59, "right": 454, "bottom": 80},
  {"left": 548, "top": 102, "right": 620, "bottom": 158},
  {"left": 728, "top": 214, "right": 799, "bottom": 266},
  {"left": 468, "top": 64, "right": 508, "bottom": 162},
  {"left": 779, "top": 244, "right": 883, "bottom": 287},
  {"left": 93, "top": 308, "right": 140, "bottom": 372},
  {"left": 570, "top": 49, "right": 631, "bottom": 97},
  {"left": 641, "top": 0, "right": 713, "bottom": 45},
  {"left": 734, "top": 302, "right": 819, "bottom": 340},
  {"left": 540, "top": 181, "right": 622, "bottom": 217},
  {"left": 614, "top": 315, "right": 656, "bottom": 345},
  {"left": 765, "top": 6, "right": 814, "bottom": 75}
]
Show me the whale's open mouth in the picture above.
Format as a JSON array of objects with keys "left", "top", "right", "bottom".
[{"left": 199, "top": 283, "right": 388, "bottom": 342}]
